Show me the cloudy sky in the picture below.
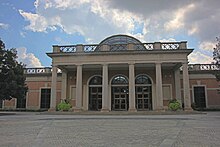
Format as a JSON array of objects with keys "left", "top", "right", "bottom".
[{"left": 0, "top": 0, "right": 219, "bottom": 67}]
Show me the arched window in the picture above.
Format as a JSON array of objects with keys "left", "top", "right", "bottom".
[
  {"left": 135, "top": 75, "right": 151, "bottom": 84},
  {"left": 89, "top": 76, "right": 102, "bottom": 85},
  {"left": 112, "top": 75, "right": 128, "bottom": 85}
]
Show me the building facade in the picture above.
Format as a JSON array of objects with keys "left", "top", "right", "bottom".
[{"left": 1, "top": 35, "right": 220, "bottom": 111}]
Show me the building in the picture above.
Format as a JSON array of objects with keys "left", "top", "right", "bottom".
[{"left": 1, "top": 35, "right": 220, "bottom": 111}]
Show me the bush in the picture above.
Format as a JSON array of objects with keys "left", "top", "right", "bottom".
[
  {"left": 168, "top": 99, "right": 181, "bottom": 111},
  {"left": 57, "top": 101, "right": 72, "bottom": 111}
]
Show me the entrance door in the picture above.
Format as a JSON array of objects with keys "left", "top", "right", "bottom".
[
  {"left": 112, "top": 86, "right": 128, "bottom": 111},
  {"left": 194, "top": 86, "right": 206, "bottom": 108},
  {"left": 88, "top": 76, "right": 102, "bottom": 111},
  {"left": 136, "top": 86, "right": 151, "bottom": 110},
  {"left": 40, "top": 88, "right": 51, "bottom": 109},
  {"left": 135, "top": 75, "right": 152, "bottom": 111},
  {"left": 89, "top": 87, "right": 102, "bottom": 110}
]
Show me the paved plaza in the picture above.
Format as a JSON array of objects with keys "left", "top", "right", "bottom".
[{"left": 0, "top": 112, "right": 220, "bottom": 147}]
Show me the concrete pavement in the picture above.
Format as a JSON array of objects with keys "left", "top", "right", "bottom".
[{"left": 0, "top": 111, "right": 220, "bottom": 147}]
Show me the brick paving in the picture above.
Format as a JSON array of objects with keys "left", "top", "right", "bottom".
[{"left": 0, "top": 112, "right": 220, "bottom": 147}]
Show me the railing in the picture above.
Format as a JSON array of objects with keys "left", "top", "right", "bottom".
[
  {"left": 24, "top": 64, "right": 219, "bottom": 75},
  {"left": 54, "top": 41, "right": 187, "bottom": 53},
  {"left": 188, "top": 64, "right": 220, "bottom": 71},
  {"left": 24, "top": 67, "right": 52, "bottom": 74}
]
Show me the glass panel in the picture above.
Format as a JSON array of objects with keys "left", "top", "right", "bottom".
[
  {"left": 135, "top": 75, "right": 151, "bottom": 84},
  {"left": 112, "top": 75, "right": 128, "bottom": 84},
  {"left": 89, "top": 87, "right": 102, "bottom": 111},
  {"left": 89, "top": 76, "right": 102, "bottom": 85}
]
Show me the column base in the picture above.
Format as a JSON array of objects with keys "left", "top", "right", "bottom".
[
  {"left": 128, "top": 108, "right": 137, "bottom": 112},
  {"left": 154, "top": 108, "right": 165, "bottom": 112},
  {"left": 184, "top": 107, "right": 193, "bottom": 111},
  {"left": 74, "top": 108, "right": 82, "bottom": 112},
  {"left": 48, "top": 108, "right": 56, "bottom": 112},
  {"left": 101, "top": 108, "right": 110, "bottom": 112}
]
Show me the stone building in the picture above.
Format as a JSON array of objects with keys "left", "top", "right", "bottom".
[{"left": 1, "top": 35, "right": 220, "bottom": 111}]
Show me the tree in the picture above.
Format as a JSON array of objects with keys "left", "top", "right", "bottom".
[
  {"left": 213, "top": 37, "right": 220, "bottom": 81},
  {"left": 0, "top": 39, "right": 28, "bottom": 101}
]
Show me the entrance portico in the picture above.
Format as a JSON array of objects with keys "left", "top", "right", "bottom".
[{"left": 47, "top": 35, "right": 193, "bottom": 111}]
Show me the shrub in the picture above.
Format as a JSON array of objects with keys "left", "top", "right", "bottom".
[
  {"left": 168, "top": 99, "right": 181, "bottom": 111},
  {"left": 57, "top": 101, "right": 72, "bottom": 111}
]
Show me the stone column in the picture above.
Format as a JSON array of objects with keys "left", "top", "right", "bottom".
[
  {"left": 129, "top": 63, "right": 137, "bottom": 112},
  {"left": 75, "top": 64, "right": 82, "bottom": 111},
  {"left": 101, "top": 64, "right": 109, "bottom": 112},
  {"left": 61, "top": 69, "right": 67, "bottom": 101},
  {"left": 174, "top": 69, "right": 181, "bottom": 101},
  {"left": 182, "top": 62, "right": 192, "bottom": 111},
  {"left": 155, "top": 62, "right": 164, "bottom": 111},
  {"left": 49, "top": 66, "right": 57, "bottom": 111}
]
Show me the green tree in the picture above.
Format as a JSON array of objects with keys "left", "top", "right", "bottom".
[
  {"left": 213, "top": 37, "right": 220, "bottom": 81},
  {"left": 0, "top": 39, "right": 28, "bottom": 101}
]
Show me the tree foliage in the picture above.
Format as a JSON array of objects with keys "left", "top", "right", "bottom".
[
  {"left": 0, "top": 39, "right": 28, "bottom": 100},
  {"left": 213, "top": 37, "right": 220, "bottom": 81}
]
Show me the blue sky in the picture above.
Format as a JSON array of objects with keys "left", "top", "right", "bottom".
[{"left": 0, "top": 0, "right": 219, "bottom": 67}]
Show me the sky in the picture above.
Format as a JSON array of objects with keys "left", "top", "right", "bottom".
[{"left": 0, "top": 0, "right": 219, "bottom": 67}]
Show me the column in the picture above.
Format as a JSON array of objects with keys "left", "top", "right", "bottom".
[
  {"left": 129, "top": 63, "right": 137, "bottom": 112},
  {"left": 61, "top": 69, "right": 67, "bottom": 101},
  {"left": 155, "top": 62, "right": 164, "bottom": 110},
  {"left": 101, "top": 64, "right": 109, "bottom": 112},
  {"left": 182, "top": 62, "right": 192, "bottom": 111},
  {"left": 174, "top": 69, "right": 181, "bottom": 101},
  {"left": 75, "top": 64, "right": 82, "bottom": 111},
  {"left": 49, "top": 66, "right": 57, "bottom": 111}
]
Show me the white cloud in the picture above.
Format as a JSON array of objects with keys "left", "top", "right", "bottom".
[
  {"left": 18, "top": 0, "right": 220, "bottom": 66},
  {"left": 159, "top": 38, "right": 176, "bottom": 42},
  {"left": 188, "top": 51, "right": 213, "bottom": 64},
  {"left": 19, "top": 10, "right": 62, "bottom": 33},
  {"left": 164, "top": 3, "right": 195, "bottom": 31},
  {"left": 0, "top": 23, "right": 9, "bottom": 29},
  {"left": 19, "top": 0, "right": 145, "bottom": 43},
  {"left": 17, "top": 47, "right": 42, "bottom": 67},
  {"left": 199, "top": 41, "right": 215, "bottom": 51}
]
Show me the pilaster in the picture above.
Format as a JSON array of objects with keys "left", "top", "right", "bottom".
[{"left": 61, "top": 69, "right": 67, "bottom": 100}]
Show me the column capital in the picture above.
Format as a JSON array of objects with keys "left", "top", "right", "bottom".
[
  {"left": 102, "top": 63, "right": 109, "bottom": 66},
  {"left": 155, "top": 62, "right": 162, "bottom": 65},
  {"left": 128, "top": 62, "right": 135, "bottom": 65},
  {"left": 76, "top": 63, "right": 83, "bottom": 66}
]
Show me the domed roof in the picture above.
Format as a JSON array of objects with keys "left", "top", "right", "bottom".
[
  {"left": 95, "top": 34, "right": 145, "bottom": 51},
  {"left": 99, "top": 34, "right": 143, "bottom": 45}
]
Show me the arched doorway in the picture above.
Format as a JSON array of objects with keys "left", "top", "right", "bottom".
[
  {"left": 135, "top": 74, "right": 152, "bottom": 110},
  {"left": 111, "top": 75, "right": 129, "bottom": 111},
  {"left": 88, "top": 76, "right": 102, "bottom": 111}
]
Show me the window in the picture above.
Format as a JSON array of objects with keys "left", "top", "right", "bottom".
[{"left": 112, "top": 75, "right": 128, "bottom": 84}]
